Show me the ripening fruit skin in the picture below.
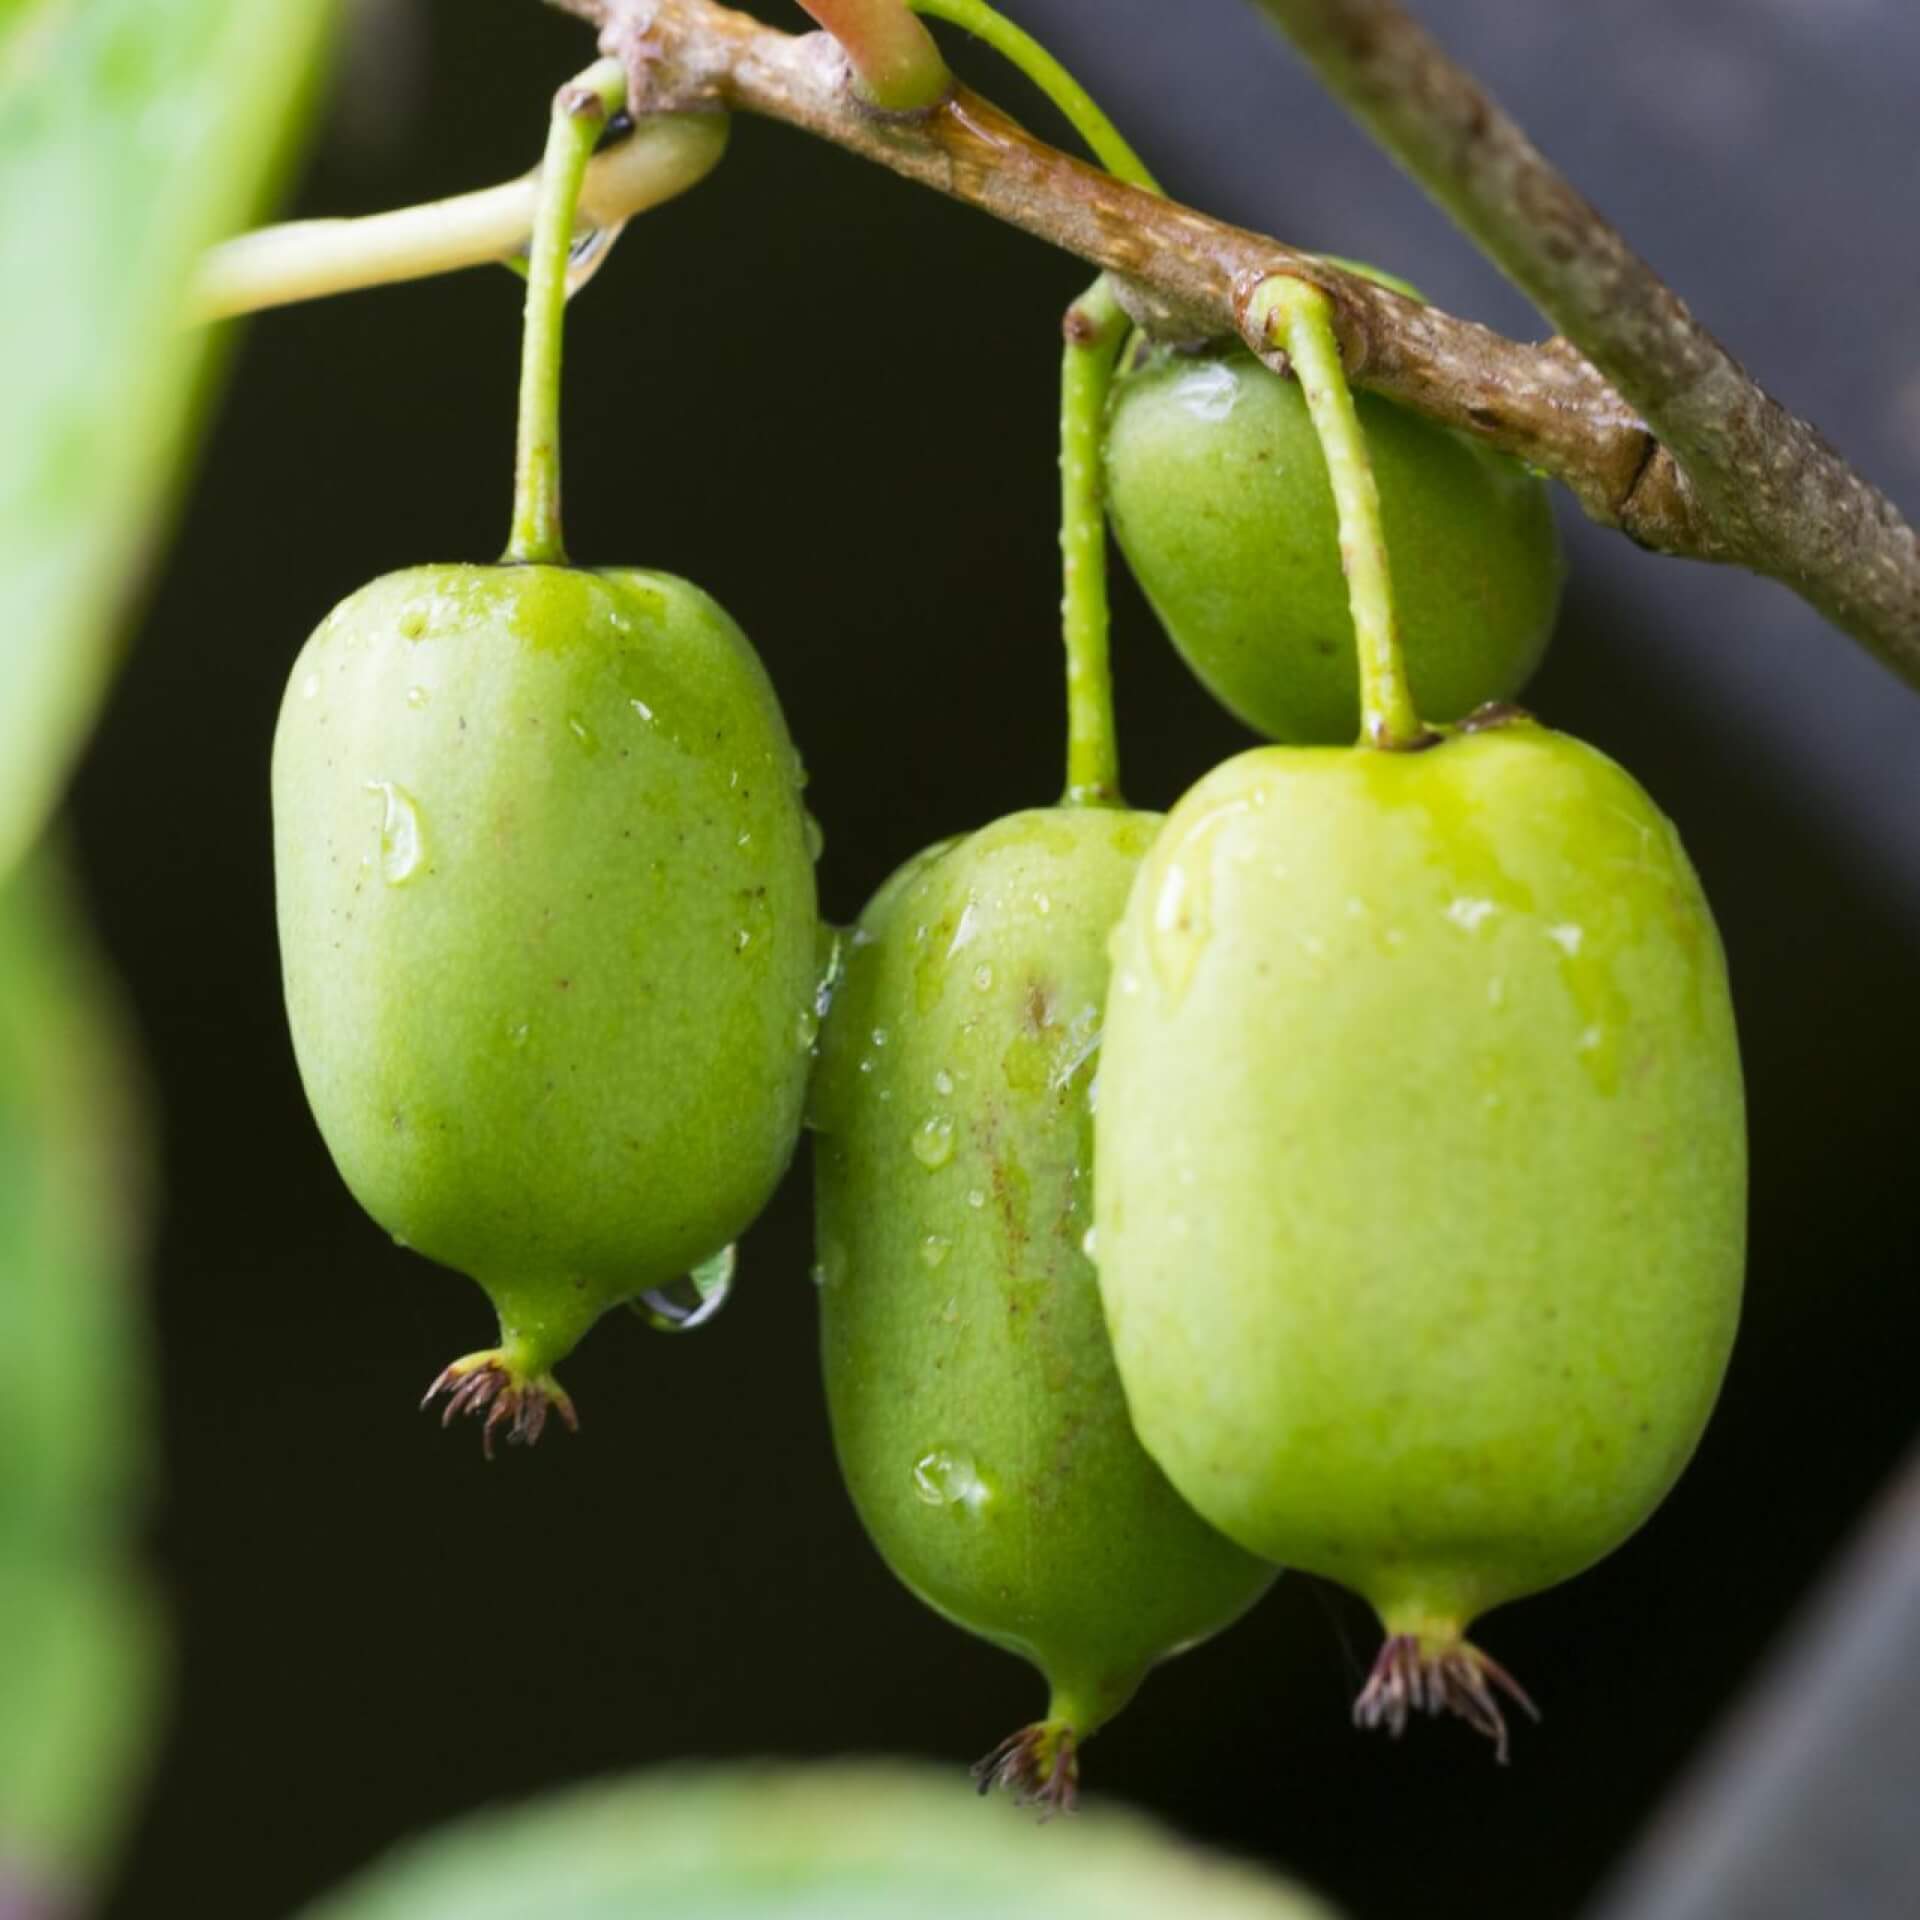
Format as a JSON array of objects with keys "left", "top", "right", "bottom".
[
  {"left": 273, "top": 564, "right": 818, "bottom": 1446},
  {"left": 1094, "top": 721, "right": 1745, "bottom": 1752},
  {"left": 1104, "top": 345, "right": 1563, "bottom": 743},
  {"left": 813, "top": 808, "right": 1276, "bottom": 1807}
]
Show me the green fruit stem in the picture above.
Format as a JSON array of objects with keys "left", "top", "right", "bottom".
[
  {"left": 903, "top": 0, "right": 1159, "bottom": 808},
  {"left": 797, "top": 1, "right": 952, "bottom": 113},
  {"left": 505, "top": 60, "right": 627, "bottom": 568},
  {"left": 1060, "top": 279, "right": 1129, "bottom": 807},
  {"left": 1248, "top": 276, "right": 1428, "bottom": 751},
  {"left": 910, "top": 0, "right": 1162, "bottom": 192}
]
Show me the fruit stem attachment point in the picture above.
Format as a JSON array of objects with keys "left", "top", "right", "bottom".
[
  {"left": 1353, "top": 1631, "right": 1540, "bottom": 1763},
  {"left": 503, "top": 58, "right": 628, "bottom": 568},
  {"left": 797, "top": 1, "right": 951, "bottom": 114},
  {"left": 1060, "top": 280, "right": 1130, "bottom": 808},
  {"left": 909, "top": 0, "right": 1161, "bottom": 192},
  {"left": 1248, "top": 276, "right": 1434, "bottom": 753}
]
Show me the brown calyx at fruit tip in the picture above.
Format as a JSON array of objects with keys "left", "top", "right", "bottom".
[
  {"left": 1353, "top": 1633, "right": 1540, "bottom": 1764},
  {"left": 972, "top": 1721, "right": 1081, "bottom": 1818},
  {"left": 419, "top": 1359, "right": 580, "bottom": 1461}
]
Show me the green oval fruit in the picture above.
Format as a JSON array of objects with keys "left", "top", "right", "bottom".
[
  {"left": 273, "top": 564, "right": 818, "bottom": 1447},
  {"left": 814, "top": 808, "right": 1276, "bottom": 1806},
  {"left": 1105, "top": 344, "right": 1562, "bottom": 742},
  {"left": 297, "top": 1762, "right": 1342, "bottom": 1920},
  {"left": 1094, "top": 720, "right": 1745, "bottom": 1753}
]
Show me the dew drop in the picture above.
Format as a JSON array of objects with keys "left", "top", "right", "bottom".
[
  {"left": 366, "top": 781, "right": 424, "bottom": 884},
  {"left": 933, "top": 1069, "right": 955, "bottom": 1097},
  {"left": 912, "top": 1446, "right": 988, "bottom": 1511},
  {"left": 919, "top": 1233, "right": 952, "bottom": 1269},
  {"left": 795, "top": 1006, "right": 820, "bottom": 1051},
  {"left": 804, "top": 812, "right": 826, "bottom": 862},
  {"left": 562, "top": 217, "right": 627, "bottom": 298},
  {"left": 508, "top": 1020, "right": 531, "bottom": 1049},
  {"left": 972, "top": 964, "right": 995, "bottom": 992},
  {"left": 567, "top": 713, "right": 599, "bottom": 754},
  {"left": 405, "top": 684, "right": 429, "bottom": 709},
  {"left": 1080, "top": 1225, "right": 1098, "bottom": 1259},
  {"left": 871, "top": 1027, "right": 889, "bottom": 1048},
  {"left": 637, "top": 1243, "right": 735, "bottom": 1332},
  {"left": 300, "top": 673, "right": 320, "bottom": 700},
  {"left": 966, "top": 1188, "right": 986, "bottom": 1210},
  {"left": 912, "top": 1115, "right": 956, "bottom": 1170},
  {"left": 631, "top": 698, "right": 655, "bottom": 723}
]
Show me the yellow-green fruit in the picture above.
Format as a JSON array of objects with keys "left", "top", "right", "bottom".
[
  {"left": 273, "top": 564, "right": 818, "bottom": 1447},
  {"left": 1094, "top": 722, "right": 1745, "bottom": 1753},
  {"left": 1104, "top": 345, "right": 1562, "bottom": 742},
  {"left": 814, "top": 809, "right": 1276, "bottom": 1807}
]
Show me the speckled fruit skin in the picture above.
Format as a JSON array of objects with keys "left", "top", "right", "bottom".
[
  {"left": 813, "top": 808, "right": 1276, "bottom": 1751},
  {"left": 273, "top": 563, "right": 818, "bottom": 1384},
  {"left": 1094, "top": 724, "right": 1745, "bottom": 1636},
  {"left": 1104, "top": 345, "right": 1563, "bottom": 743}
]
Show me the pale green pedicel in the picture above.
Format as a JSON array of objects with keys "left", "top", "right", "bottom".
[
  {"left": 815, "top": 809, "right": 1277, "bottom": 1802},
  {"left": 1094, "top": 723, "right": 1745, "bottom": 1743}
]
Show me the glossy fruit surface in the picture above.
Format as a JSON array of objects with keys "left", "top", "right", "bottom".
[
  {"left": 273, "top": 563, "right": 818, "bottom": 1440},
  {"left": 814, "top": 808, "right": 1275, "bottom": 1803},
  {"left": 1094, "top": 722, "right": 1744, "bottom": 1739},
  {"left": 1105, "top": 345, "right": 1562, "bottom": 742}
]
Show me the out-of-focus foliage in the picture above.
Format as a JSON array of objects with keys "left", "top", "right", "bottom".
[
  {"left": 300, "top": 1763, "right": 1344, "bottom": 1920},
  {"left": 0, "top": 854, "right": 159, "bottom": 1908},
  {"left": 0, "top": 0, "right": 339, "bottom": 879}
]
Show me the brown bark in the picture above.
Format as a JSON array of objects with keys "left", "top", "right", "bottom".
[{"left": 550, "top": 0, "right": 1920, "bottom": 684}]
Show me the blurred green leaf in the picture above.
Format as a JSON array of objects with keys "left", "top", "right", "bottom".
[
  {"left": 0, "top": 850, "right": 160, "bottom": 1908},
  {"left": 0, "top": 852, "right": 152, "bottom": 1555},
  {"left": 0, "top": 0, "right": 339, "bottom": 879},
  {"left": 300, "top": 1764, "right": 1342, "bottom": 1920},
  {"left": 0, "top": 1559, "right": 164, "bottom": 1908}
]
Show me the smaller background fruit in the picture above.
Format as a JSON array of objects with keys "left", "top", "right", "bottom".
[{"left": 1105, "top": 345, "right": 1563, "bottom": 743}]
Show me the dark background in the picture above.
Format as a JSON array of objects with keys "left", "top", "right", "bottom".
[{"left": 73, "top": 1, "right": 1920, "bottom": 1915}]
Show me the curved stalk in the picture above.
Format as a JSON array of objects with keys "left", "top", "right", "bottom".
[
  {"left": 192, "top": 113, "right": 725, "bottom": 322},
  {"left": 910, "top": 0, "right": 1159, "bottom": 192},
  {"left": 796, "top": 0, "right": 950, "bottom": 112},
  {"left": 1249, "top": 275, "right": 1429, "bottom": 751},
  {"left": 505, "top": 59, "right": 627, "bottom": 566}
]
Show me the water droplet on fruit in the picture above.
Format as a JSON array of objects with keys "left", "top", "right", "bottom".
[
  {"left": 919, "top": 1234, "right": 952, "bottom": 1269},
  {"left": 804, "top": 812, "right": 826, "bottom": 861},
  {"left": 912, "top": 1115, "right": 955, "bottom": 1169},
  {"left": 912, "top": 1446, "right": 988, "bottom": 1512},
  {"left": 933, "top": 1069, "right": 955, "bottom": 1097},
  {"left": 1548, "top": 923, "right": 1586, "bottom": 956},
  {"left": 631, "top": 697, "right": 655, "bottom": 723},
  {"left": 300, "top": 673, "right": 320, "bottom": 700},
  {"left": 562, "top": 217, "right": 627, "bottom": 298},
  {"left": 1081, "top": 1226, "right": 1098, "bottom": 1259},
  {"left": 947, "top": 901, "right": 982, "bottom": 956},
  {"left": 795, "top": 1006, "right": 820, "bottom": 1051},
  {"left": 966, "top": 1188, "right": 986, "bottom": 1210},
  {"left": 1174, "top": 360, "right": 1241, "bottom": 422},
  {"left": 737, "top": 829, "right": 753, "bottom": 848},
  {"left": 405, "top": 684, "right": 429, "bottom": 709},
  {"left": 1447, "top": 897, "right": 1498, "bottom": 933},
  {"left": 972, "top": 964, "right": 994, "bottom": 992},
  {"left": 872, "top": 1027, "right": 889, "bottom": 1048},
  {"left": 366, "top": 781, "right": 424, "bottom": 884},
  {"left": 567, "top": 713, "right": 599, "bottom": 754},
  {"left": 508, "top": 1020, "right": 531, "bottom": 1048},
  {"left": 814, "top": 931, "right": 848, "bottom": 1018},
  {"left": 637, "top": 1243, "right": 735, "bottom": 1332}
]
